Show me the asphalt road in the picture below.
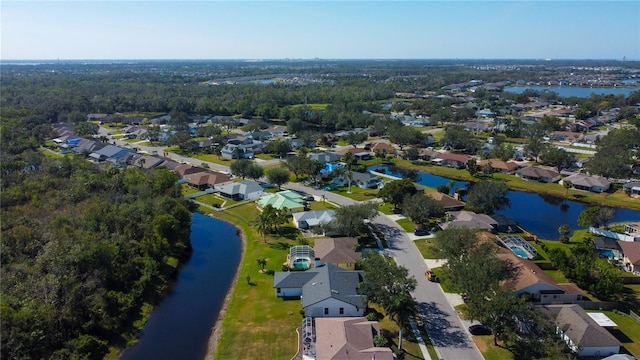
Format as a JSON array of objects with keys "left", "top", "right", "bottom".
[
  {"left": 282, "top": 183, "right": 484, "bottom": 360},
  {"left": 101, "top": 127, "right": 483, "bottom": 359}
]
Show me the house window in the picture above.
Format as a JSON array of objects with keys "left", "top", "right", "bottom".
[
  {"left": 339, "top": 307, "right": 344, "bottom": 315},
  {"left": 277, "top": 288, "right": 281, "bottom": 294},
  {"left": 324, "top": 308, "right": 329, "bottom": 315}
]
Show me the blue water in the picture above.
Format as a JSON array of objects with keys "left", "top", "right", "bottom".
[
  {"left": 321, "top": 163, "right": 343, "bottom": 174},
  {"left": 121, "top": 213, "right": 242, "bottom": 360},
  {"left": 293, "top": 258, "right": 311, "bottom": 270},
  {"left": 598, "top": 249, "right": 616, "bottom": 258},
  {"left": 510, "top": 246, "right": 530, "bottom": 259},
  {"left": 369, "top": 165, "right": 640, "bottom": 240},
  {"left": 504, "top": 86, "right": 639, "bottom": 98}
]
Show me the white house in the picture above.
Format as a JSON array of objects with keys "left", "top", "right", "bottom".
[
  {"left": 333, "top": 171, "right": 380, "bottom": 189},
  {"left": 541, "top": 304, "right": 620, "bottom": 358},
  {"left": 273, "top": 264, "right": 365, "bottom": 318},
  {"left": 216, "top": 180, "right": 265, "bottom": 201},
  {"left": 292, "top": 210, "right": 336, "bottom": 230}
]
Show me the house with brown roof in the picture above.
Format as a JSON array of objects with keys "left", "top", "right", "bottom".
[
  {"left": 314, "top": 237, "right": 361, "bottom": 270},
  {"left": 476, "top": 159, "right": 520, "bottom": 174},
  {"left": 418, "top": 149, "right": 439, "bottom": 161},
  {"left": 515, "top": 166, "right": 561, "bottom": 183},
  {"left": 314, "top": 317, "right": 394, "bottom": 360},
  {"left": 427, "top": 192, "right": 465, "bottom": 211},
  {"left": 186, "top": 171, "right": 231, "bottom": 191},
  {"left": 434, "top": 153, "right": 470, "bottom": 169},
  {"left": 617, "top": 240, "right": 640, "bottom": 276},
  {"left": 173, "top": 163, "right": 208, "bottom": 177},
  {"left": 540, "top": 304, "right": 621, "bottom": 358},
  {"left": 370, "top": 142, "right": 396, "bottom": 156},
  {"left": 561, "top": 173, "right": 611, "bottom": 193},
  {"left": 497, "top": 250, "right": 584, "bottom": 304}
]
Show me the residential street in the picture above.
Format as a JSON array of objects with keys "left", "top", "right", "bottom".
[
  {"left": 102, "top": 130, "right": 483, "bottom": 359},
  {"left": 281, "top": 183, "right": 484, "bottom": 360}
]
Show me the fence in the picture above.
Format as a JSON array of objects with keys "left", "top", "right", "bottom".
[
  {"left": 575, "top": 300, "right": 618, "bottom": 311},
  {"left": 589, "top": 227, "right": 638, "bottom": 242}
]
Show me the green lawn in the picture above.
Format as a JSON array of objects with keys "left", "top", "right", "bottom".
[
  {"left": 254, "top": 153, "right": 278, "bottom": 160},
  {"left": 194, "top": 194, "right": 226, "bottom": 208},
  {"left": 588, "top": 310, "right": 640, "bottom": 357},
  {"left": 429, "top": 267, "right": 453, "bottom": 293},
  {"left": 329, "top": 186, "right": 379, "bottom": 201},
  {"left": 413, "top": 239, "right": 440, "bottom": 259},
  {"left": 396, "top": 218, "right": 416, "bottom": 232},
  {"left": 378, "top": 202, "right": 395, "bottom": 215},
  {"left": 206, "top": 203, "right": 304, "bottom": 360},
  {"left": 472, "top": 336, "right": 514, "bottom": 360},
  {"left": 180, "top": 184, "right": 201, "bottom": 196},
  {"left": 184, "top": 153, "right": 236, "bottom": 166},
  {"left": 307, "top": 201, "right": 338, "bottom": 211},
  {"left": 369, "top": 304, "right": 425, "bottom": 360}
]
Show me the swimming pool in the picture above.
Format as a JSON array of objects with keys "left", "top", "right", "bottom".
[
  {"left": 598, "top": 249, "right": 616, "bottom": 259},
  {"left": 292, "top": 258, "right": 311, "bottom": 270},
  {"left": 320, "top": 163, "right": 343, "bottom": 174},
  {"left": 510, "top": 246, "right": 531, "bottom": 259}
]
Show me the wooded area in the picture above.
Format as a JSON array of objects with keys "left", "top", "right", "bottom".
[{"left": 1, "top": 119, "right": 193, "bottom": 359}]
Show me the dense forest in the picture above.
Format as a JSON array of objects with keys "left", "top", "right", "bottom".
[{"left": 1, "top": 118, "right": 193, "bottom": 358}]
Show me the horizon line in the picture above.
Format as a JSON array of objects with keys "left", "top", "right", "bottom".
[{"left": 1, "top": 57, "right": 638, "bottom": 62}]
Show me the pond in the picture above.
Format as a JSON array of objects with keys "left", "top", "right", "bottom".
[
  {"left": 369, "top": 165, "right": 640, "bottom": 240},
  {"left": 504, "top": 85, "right": 639, "bottom": 98},
  {"left": 120, "top": 212, "right": 242, "bottom": 360}
]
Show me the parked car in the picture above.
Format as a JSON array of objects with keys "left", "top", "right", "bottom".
[
  {"left": 414, "top": 228, "right": 430, "bottom": 236},
  {"left": 469, "top": 324, "right": 492, "bottom": 336},
  {"left": 303, "top": 195, "right": 315, "bottom": 201},
  {"left": 425, "top": 270, "right": 437, "bottom": 282}
]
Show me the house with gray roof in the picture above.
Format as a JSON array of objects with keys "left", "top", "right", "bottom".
[
  {"left": 439, "top": 210, "right": 498, "bottom": 231},
  {"left": 561, "top": 173, "right": 610, "bottom": 193},
  {"left": 308, "top": 152, "right": 342, "bottom": 163},
  {"left": 516, "top": 166, "right": 561, "bottom": 183},
  {"left": 622, "top": 181, "right": 640, "bottom": 196},
  {"left": 273, "top": 264, "right": 365, "bottom": 318},
  {"left": 216, "top": 180, "right": 264, "bottom": 200},
  {"left": 292, "top": 210, "right": 336, "bottom": 231},
  {"left": 89, "top": 145, "right": 132, "bottom": 162},
  {"left": 540, "top": 304, "right": 620, "bottom": 357}
]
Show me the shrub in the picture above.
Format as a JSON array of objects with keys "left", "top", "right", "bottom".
[{"left": 373, "top": 335, "right": 389, "bottom": 347}]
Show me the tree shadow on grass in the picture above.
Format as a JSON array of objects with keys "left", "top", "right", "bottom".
[
  {"left": 269, "top": 241, "right": 290, "bottom": 250},
  {"left": 275, "top": 226, "right": 300, "bottom": 240}
]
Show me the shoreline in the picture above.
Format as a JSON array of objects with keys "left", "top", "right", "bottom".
[{"left": 203, "top": 212, "right": 247, "bottom": 360}]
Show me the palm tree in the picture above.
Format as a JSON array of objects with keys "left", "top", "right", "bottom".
[
  {"left": 256, "top": 209, "right": 273, "bottom": 243},
  {"left": 256, "top": 258, "right": 267, "bottom": 272},
  {"left": 341, "top": 151, "right": 356, "bottom": 194},
  {"left": 563, "top": 180, "right": 572, "bottom": 205},
  {"left": 385, "top": 294, "right": 416, "bottom": 352},
  {"left": 558, "top": 224, "right": 571, "bottom": 243}
]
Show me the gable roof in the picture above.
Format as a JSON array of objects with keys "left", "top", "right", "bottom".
[
  {"left": 301, "top": 264, "right": 365, "bottom": 309},
  {"left": 516, "top": 166, "right": 560, "bottom": 179},
  {"left": 174, "top": 163, "right": 208, "bottom": 177},
  {"left": 436, "top": 152, "right": 471, "bottom": 163},
  {"left": 497, "top": 249, "right": 583, "bottom": 295},
  {"left": 187, "top": 171, "right": 231, "bottom": 186},
  {"left": 370, "top": 142, "right": 396, "bottom": 153},
  {"left": 350, "top": 171, "right": 378, "bottom": 182},
  {"left": 314, "top": 237, "right": 361, "bottom": 264},
  {"left": 618, "top": 241, "right": 640, "bottom": 265},
  {"left": 292, "top": 210, "right": 336, "bottom": 227},
  {"left": 315, "top": 317, "right": 393, "bottom": 360},
  {"left": 440, "top": 211, "right": 497, "bottom": 231},
  {"left": 427, "top": 191, "right": 465, "bottom": 210},
  {"left": 543, "top": 304, "right": 621, "bottom": 348},
  {"left": 563, "top": 173, "right": 610, "bottom": 189},
  {"left": 476, "top": 159, "right": 520, "bottom": 172},
  {"left": 257, "top": 190, "right": 305, "bottom": 210},
  {"left": 217, "top": 180, "right": 263, "bottom": 196}
]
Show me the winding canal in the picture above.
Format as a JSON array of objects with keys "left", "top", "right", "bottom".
[
  {"left": 121, "top": 212, "right": 241, "bottom": 360},
  {"left": 369, "top": 165, "right": 640, "bottom": 240}
]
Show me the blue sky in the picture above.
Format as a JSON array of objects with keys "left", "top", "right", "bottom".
[{"left": 1, "top": 1, "right": 638, "bottom": 60}]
